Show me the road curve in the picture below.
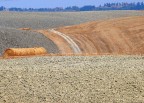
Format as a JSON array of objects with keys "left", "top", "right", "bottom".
[{"left": 49, "top": 29, "right": 81, "bottom": 53}]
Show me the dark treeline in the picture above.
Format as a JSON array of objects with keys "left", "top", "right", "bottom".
[{"left": 0, "top": 2, "right": 144, "bottom": 12}]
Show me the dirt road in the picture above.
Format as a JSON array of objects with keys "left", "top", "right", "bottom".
[
  {"left": 49, "top": 29, "right": 81, "bottom": 53},
  {"left": 37, "top": 30, "right": 73, "bottom": 54}
]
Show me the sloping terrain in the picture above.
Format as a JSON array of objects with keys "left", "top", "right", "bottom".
[
  {"left": 0, "top": 11, "right": 144, "bottom": 29},
  {"left": 54, "top": 16, "right": 144, "bottom": 54},
  {"left": 0, "top": 28, "right": 59, "bottom": 56},
  {"left": 0, "top": 11, "right": 144, "bottom": 56},
  {"left": 0, "top": 56, "right": 144, "bottom": 103}
]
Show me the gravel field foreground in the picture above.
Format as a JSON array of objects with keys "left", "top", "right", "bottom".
[{"left": 0, "top": 56, "right": 144, "bottom": 103}]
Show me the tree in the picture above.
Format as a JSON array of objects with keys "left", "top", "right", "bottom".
[
  {"left": 80, "top": 5, "right": 95, "bottom": 11},
  {"left": 0, "top": 6, "right": 5, "bottom": 11}
]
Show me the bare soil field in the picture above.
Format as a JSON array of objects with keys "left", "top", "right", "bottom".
[
  {"left": 0, "top": 56, "right": 144, "bottom": 103},
  {"left": 54, "top": 16, "right": 144, "bottom": 54},
  {"left": 0, "top": 11, "right": 144, "bottom": 29}
]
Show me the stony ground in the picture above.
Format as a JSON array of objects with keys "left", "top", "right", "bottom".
[{"left": 0, "top": 55, "right": 144, "bottom": 103}]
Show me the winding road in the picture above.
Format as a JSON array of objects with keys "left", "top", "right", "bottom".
[{"left": 49, "top": 29, "right": 81, "bottom": 53}]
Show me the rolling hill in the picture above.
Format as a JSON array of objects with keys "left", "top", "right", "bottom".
[
  {"left": 0, "top": 11, "right": 144, "bottom": 29},
  {"left": 49, "top": 16, "right": 144, "bottom": 54},
  {"left": 0, "top": 11, "right": 144, "bottom": 56}
]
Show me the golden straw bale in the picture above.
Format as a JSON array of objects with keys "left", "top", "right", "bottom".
[
  {"left": 3, "top": 47, "right": 47, "bottom": 58},
  {"left": 20, "top": 28, "right": 31, "bottom": 30}
]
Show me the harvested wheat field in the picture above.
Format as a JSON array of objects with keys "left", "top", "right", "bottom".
[
  {"left": 0, "top": 11, "right": 144, "bottom": 55},
  {"left": 52, "top": 16, "right": 144, "bottom": 54},
  {"left": 0, "top": 56, "right": 144, "bottom": 103}
]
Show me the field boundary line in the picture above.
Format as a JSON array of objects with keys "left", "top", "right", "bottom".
[{"left": 49, "top": 29, "right": 81, "bottom": 53}]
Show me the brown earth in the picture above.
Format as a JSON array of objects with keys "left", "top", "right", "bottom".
[
  {"left": 55, "top": 16, "right": 144, "bottom": 54},
  {"left": 37, "top": 30, "right": 73, "bottom": 54}
]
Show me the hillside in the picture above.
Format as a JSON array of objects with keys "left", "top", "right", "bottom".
[
  {"left": 0, "top": 28, "right": 59, "bottom": 56},
  {"left": 51, "top": 16, "right": 144, "bottom": 54},
  {"left": 0, "top": 11, "right": 144, "bottom": 29},
  {"left": 0, "top": 11, "right": 143, "bottom": 56}
]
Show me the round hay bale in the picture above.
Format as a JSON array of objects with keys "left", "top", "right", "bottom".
[
  {"left": 3, "top": 47, "right": 47, "bottom": 58},
  {"left": 20, "top": 28, "right": 31, "bottom": 30}
]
